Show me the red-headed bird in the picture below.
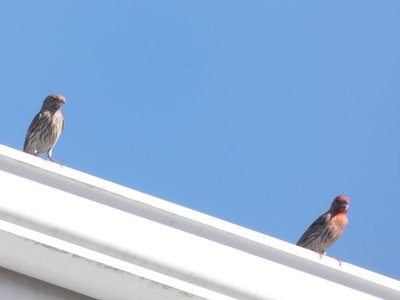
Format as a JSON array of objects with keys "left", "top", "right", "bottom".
[
  {"left": 23, "top": 94, "right": 66, "bottom": 162},
  {"left": 297, "top": 195, "right": 349, "bottom": 255}
]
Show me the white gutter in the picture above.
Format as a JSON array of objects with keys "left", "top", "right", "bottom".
[{"left": 0, "top": 144, "right": 398, "bottom": 300}]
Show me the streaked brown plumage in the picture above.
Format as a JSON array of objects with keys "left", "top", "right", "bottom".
[
  {"left": 296, "top": 195, "right": 349, "bottom": 254},
  {"left": 23, "top": 93, "right": 66, "bottom": 161}
]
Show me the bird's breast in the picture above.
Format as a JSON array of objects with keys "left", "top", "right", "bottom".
[{"left": 331, "top": 213, "right": 348, "bottom": 233}]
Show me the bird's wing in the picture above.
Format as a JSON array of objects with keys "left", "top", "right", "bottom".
[
  {"left": 61, "top": 116, "right": 64, "bottom": 131},
  {"left": 296, "top": 212, "right": 330, "bottom": 247},
  {"left": 23, "top": 112, "right": 43, "bottom": 151}
]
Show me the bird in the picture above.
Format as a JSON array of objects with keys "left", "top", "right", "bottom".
[
  {"left": 296, "top": 195, "right": 349, "bottom": 255},
  {"left": 23, "top": 93, "right": 66, "bottom": 162}
]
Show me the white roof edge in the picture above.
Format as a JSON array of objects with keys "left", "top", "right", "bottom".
[
  {"left": 0, "top": 144, "right": 399, "bottom": 300},
  {"left": 0, "top": 219, "right": 234, "bottom": 300}
]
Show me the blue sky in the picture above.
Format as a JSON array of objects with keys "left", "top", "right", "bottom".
[{"left": 1, "top": 1, "right": 399, "bottom": 279}]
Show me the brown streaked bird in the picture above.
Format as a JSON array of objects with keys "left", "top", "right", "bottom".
[
  {"left": 23, "top": 93, "right": 66, "bottom": 162},
  {"left": 296, "top": 195, "right": 349, "bottom": 255}
]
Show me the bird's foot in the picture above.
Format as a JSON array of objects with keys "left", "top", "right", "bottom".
[
  {"left": 319, "top": 251, "right": 342, "bottom": 266},
  {"left": 330, "top": 255, "right": 342, "bottom": 266}
]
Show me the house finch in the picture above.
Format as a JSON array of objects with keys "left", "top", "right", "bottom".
[
  {"left": 296, "top": 195, "right": 349, "bottom": 255},
  {"left": 23, "top": 94, "right": 66, "bottom": 162}
]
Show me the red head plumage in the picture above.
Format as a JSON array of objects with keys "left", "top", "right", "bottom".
[{"left": 331, "top": 195, "right": 349, "bottom": 214}]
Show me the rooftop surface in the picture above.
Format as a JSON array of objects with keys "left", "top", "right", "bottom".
[{"left": 0, "top": 144, "right": 399, "bottom": 300}]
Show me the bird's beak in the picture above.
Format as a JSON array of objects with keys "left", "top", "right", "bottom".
[{"left": 339, "top": 202, "right": 349, "bottom": 211}]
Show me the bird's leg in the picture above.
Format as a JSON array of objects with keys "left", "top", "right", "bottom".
[
  {"left": 320, "top": 251, "right": 342, "bottom": 266},
  {"left": 327, "top": 254, "right": 342, "bottom": 266},
  {"left": 337, "top": 258, "right": 342, "bottom": 266},
  {"left": 47, "top": 151, "right": 64, "bottom": 166},
  {"left": 47, "top": 150, "right": 54, "bottom": 162}
]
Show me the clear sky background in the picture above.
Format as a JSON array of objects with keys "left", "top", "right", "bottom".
[{"left": 1, "top": 1, "right": 399, "bottom": 280}]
